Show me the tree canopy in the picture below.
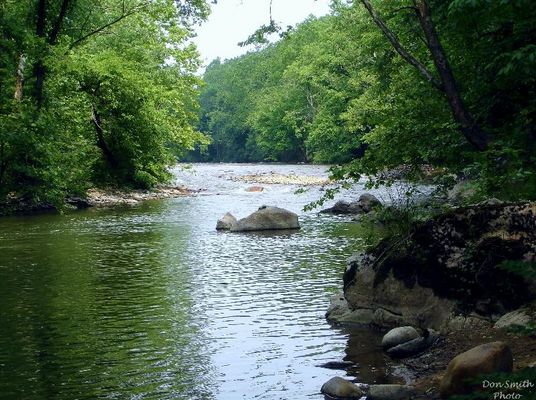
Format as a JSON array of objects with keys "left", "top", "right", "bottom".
[
  {"left": 194, "top": 0, "right": 536, "bottom": 200},
  {"left": 0, "top": 0, "right": 211, "bottom": 206},
  {"left": 1, "top": 0, "right": 535, "bottom": 207}
]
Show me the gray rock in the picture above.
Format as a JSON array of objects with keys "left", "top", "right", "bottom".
[
  {"left": 358, "top": 193, "right": 381, "bottom": 212},
  {"left": 216, "top": 212, "right": 237, "bottom": 230},
  {"left": 381, "top": 326, "right": 420, "bottom": 350},
  {"left": 321, "top": 377, "right": 363, "bottom": 399},
  {"left": 325, "top": 293, "right": 375, "bottom": 325},
  {"left": 386, "top": 329, "right": 439, "bottom": 359},
  {"left": 66, "top": 196, "right": 92, "bottom": 209},
  {"left": 338, "top": 202, "right": 536, "bottom": 332},
  {"left": 320, "top": 200, "right": 358, "bottom": 215},
  {"left": 230, "top": 206, "right": 300, "bottom": 232},
  {"left": 320, "top": 193, "right": 381, "bottom": 215},
  {"left": 367, "top": 384, "right": 416, "bottom": 400},
  {"left": 494, "top": 308, "right": 533, "bottom": 329}
]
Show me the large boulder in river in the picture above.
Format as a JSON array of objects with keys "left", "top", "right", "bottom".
[
  {"left": 326, "top": 202, "right": 536, "bottom": 331},
  {"left": 320, "top": 377, "right": 363, "bottom": 399},
  {"left": 216, "top": 212, "right": 237, "bottom": 230},
  {"left": 440, "top": 342, "right": 513, "bottom": 399},
  {"left": 230, "top": 206, "right": 300, "bottom": 232}
]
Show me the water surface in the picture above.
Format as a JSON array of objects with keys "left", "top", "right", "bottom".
[{"left": 0, "top": 164, "right": 399, "bottom": 400}]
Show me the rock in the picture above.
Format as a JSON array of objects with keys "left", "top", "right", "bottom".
[
  {"left": 325, "top": 293, "right": 376, "bottom": 325},
  {"left": 439, "top": 342, "right": 513, "bottom": 399},
  {"left": 386, "top": 329, "right": 439, "bottom": 358},
  {"left": 320, "top": 200, "right": 360, "bottom": 215},
  {"left": 321, "top": 193, "right": 381, "bottom": 215},
  {"left": 494, "top": 308, "right": 534, "bottom": 329},
  {"left": 367, "top": 384, "right": 416, "bottom": 400},
  {"left": 245, "top": 186, "right": 264, "bottom": 192},
  {"left": 381, "top": 326, "right": 420, "bottom": 350},
  {"left": 358, "top": 193, "right": 381, "bottom": 212},
  {"left": 230, "top": 206, "right": 300, "bottom": 232},
  {"left": 447, "top": 181, "right": 476, "bottom": 204},
  {"left": 65, "top": 196, "right": 92, "bottom": 209},
  {"left": 316, "top": 361, "right": 355, "bottom": 370},
  {"left": 216, "top": 212, "right": 237, "bottom": 231},
  {"left": 320, "top": 377, "right": 363, "bottom": 399},
  {"left": 332, "top": 202, "right": 536, "bottom": 331}
]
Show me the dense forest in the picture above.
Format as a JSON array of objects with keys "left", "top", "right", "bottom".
[
  {"left": 1, "top": 0, "right": 535, "bottom": 209},
  {"left": 194, "top": 0, "right": 536, "bottom": 201},
  {"left": 0, "top": 0, "right": 211, "bottom": 207}
]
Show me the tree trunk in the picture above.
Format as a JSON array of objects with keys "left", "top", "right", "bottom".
[
  {"left": 92, "top": 106, "right": 118, "bottom": 169},
  {"left": 0, "top": 142, "right": 7, "bottom": 186},
  {"left": 34, "top": 0, "right": 47, "bottom": 108},
  {"left": 14, "top": 54, "right": 26, "bottom": 101},
  {"left": 414, "top": 0, "right": 488, "bottom": 150},
  {"left": 49, "top": 0, "right": 71, "bottom": 45},
  {"left": 360, "top": 0, "right": 488, "bottom": 150}
]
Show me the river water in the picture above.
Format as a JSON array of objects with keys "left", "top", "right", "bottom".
[{"left": 0, "top": 164, "right": 404, "bottom": 400}]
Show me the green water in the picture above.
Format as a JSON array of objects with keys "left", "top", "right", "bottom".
[{"left": 0, "top": 164, "right": 391, "bottom": 400}]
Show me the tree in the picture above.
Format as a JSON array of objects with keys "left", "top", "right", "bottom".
[
  {"left": 359, "top": 0, "right": 487, "bottom": 150},
  {"left": 0, "top": 0, "right": 211, "bottom": 206}
]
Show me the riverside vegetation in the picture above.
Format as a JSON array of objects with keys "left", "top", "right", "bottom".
[{"left": 1, "top": 0, "right": 536, "bottom": 399}]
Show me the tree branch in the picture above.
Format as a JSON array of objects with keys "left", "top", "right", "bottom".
[
  {"left": 68, "top": 2, "right": 149, "bottom": 50},
  {"left": 48, "top": 0, "right": 71, "bottom": 45},
  {"left": 359, "top": 0, "right": 443, "bottom": 91}
]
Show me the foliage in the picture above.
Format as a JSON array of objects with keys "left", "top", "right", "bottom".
[
  {"left": 0, "top": 0, "right": 210, "bottom": 207},
  {"left": 195, "top": 0, "right": 536, "bottom": 202}
]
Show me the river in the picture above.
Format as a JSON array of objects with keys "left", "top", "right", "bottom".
[{"left": 0, "top": 164, "right": 407, "bottom": 400}]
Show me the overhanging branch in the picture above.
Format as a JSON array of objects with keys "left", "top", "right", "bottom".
[{"left": 360, "top": 0, "right": 443, "bottom": 91}]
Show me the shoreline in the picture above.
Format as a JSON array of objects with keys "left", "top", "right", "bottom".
[{"left": 0, "top": 185, "right": 197, "bottom": 217}]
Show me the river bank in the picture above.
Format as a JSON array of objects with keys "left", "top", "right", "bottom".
[
  {"left": 0, "top": 184, "right": 196, "bottom": 216},
  {"left": 324, "top": 199, "right": 536, "bottom": 399}
]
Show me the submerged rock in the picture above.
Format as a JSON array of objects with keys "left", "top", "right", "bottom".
[
  {"left": 381, "top": 326, "right": 420, "bottom": 350},
  {"left": 320, "top": 377, "right": 363, "bottom": 399},
  {"left": 440, "top": 341, "right": 513, "bottom": 399},
  {"left": 230, "top": 206, "right": 300, "bottom": 232},
  {"left": 316, "top": 360, "right": 355, "bottom": 370},
  {"left": 245, "top": 186, "right": 264, "bottom": 192},
  {"left": 216, "top": 212, "right": 237, "bottom": 231},
  {"left": 366, "top": 384, "right": 416, "bottom": 400}
]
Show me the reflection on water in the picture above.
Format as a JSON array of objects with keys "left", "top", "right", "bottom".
[{"left": 0, "top": 164, "right": 398, "bottom": 400}]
